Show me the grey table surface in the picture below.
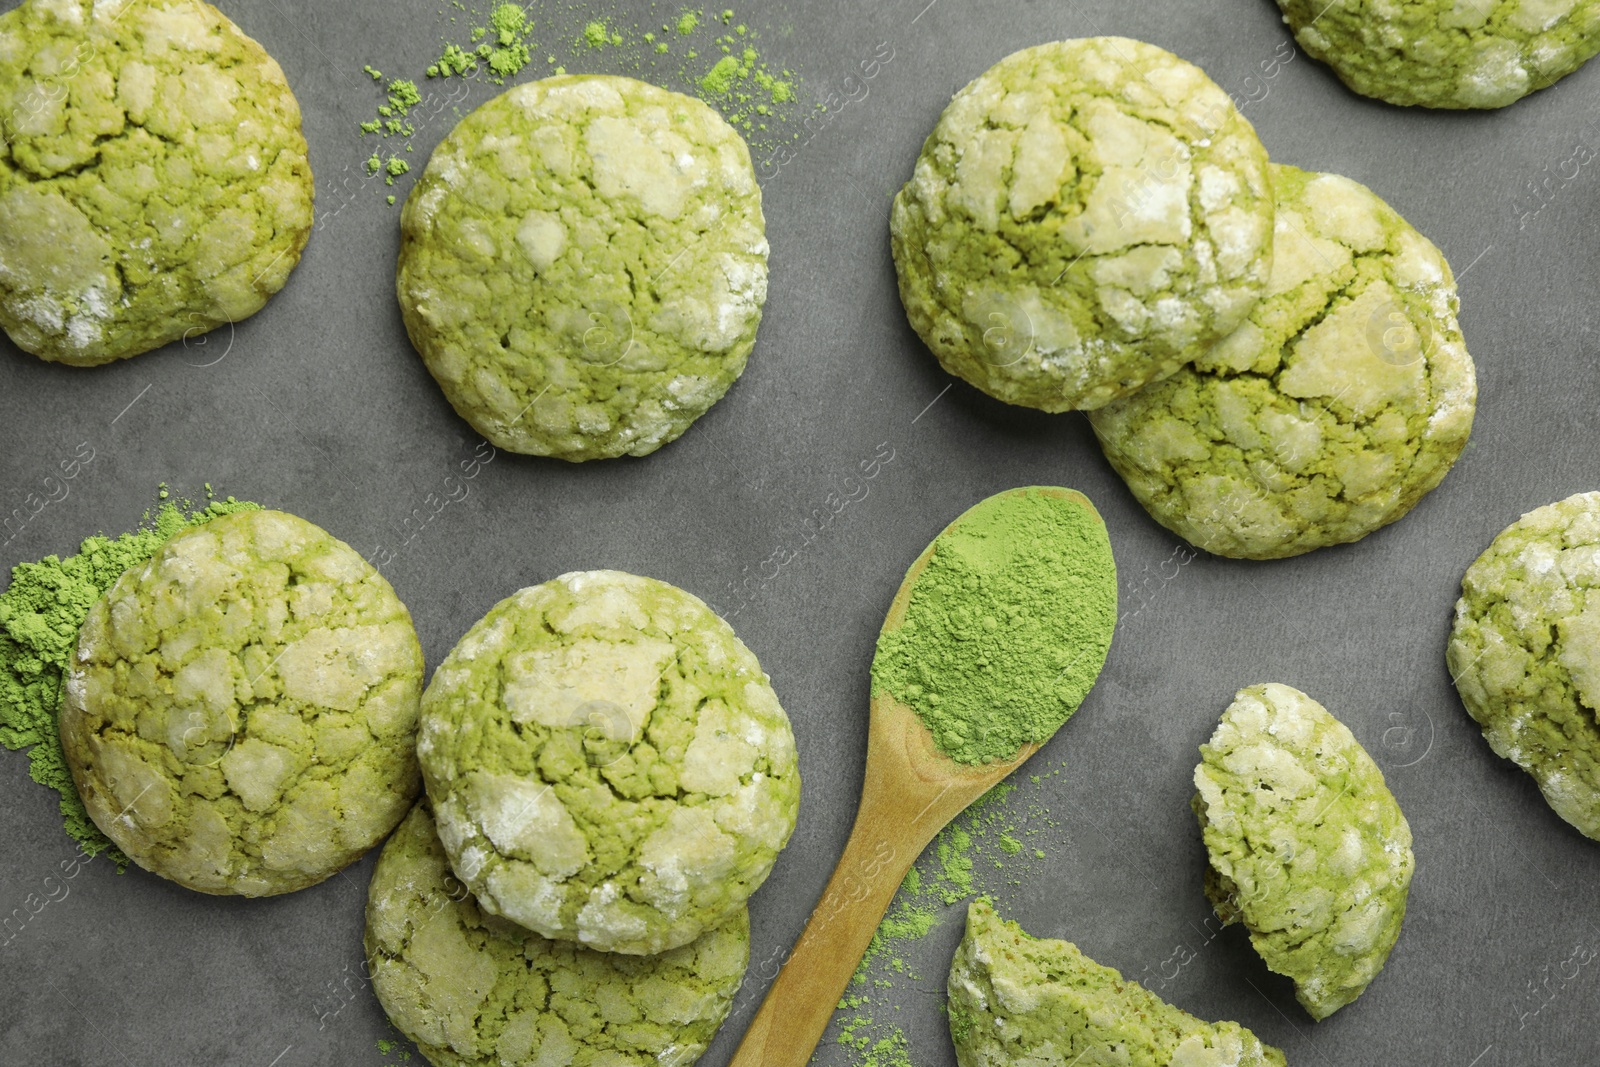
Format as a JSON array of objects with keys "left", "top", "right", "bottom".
[{"left": 2, "top": 0, "right": 1598, "bottom": 1064}]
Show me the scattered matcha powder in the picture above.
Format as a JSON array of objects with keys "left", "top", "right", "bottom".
[
  {"left": 831, "top": 775, "right": 1069, "bottom": 1066},
  {"left": 872, "top": 489, "right": 1118, "bottom": 764},
  {"left": 361, "top": 78, "right": 423, "bottom": 137},
  {"left": 0, "top": 493, "right": 261, "bottom": 866},
  {"left": 376, "top": 1028, "right": 415, "bottom": 1064},
  {"left": 357, "top": 3, "right": 800, "bottom": 204}
]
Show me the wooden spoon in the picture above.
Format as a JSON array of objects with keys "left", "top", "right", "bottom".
[{"left": 728, "top": 486, "right": 1110, "bottom": 1067}]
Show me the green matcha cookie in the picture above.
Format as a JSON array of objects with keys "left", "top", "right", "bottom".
[
  {"left": 1193, "top": 683, "right": 1414, "bottom": 1020},
  {"left": 1448, "top": 492, "right": 1600, "bottom": 840},
  {"left": 60, "top": 509, "right": 424, "bottom": 896},
  {"left": 417, "top": 570, "right": 798, "bottom": 955},
  {"left": 398, "top": 74, "right": 768, "bottom": 461},
  {"left": 367, "top": 801, "right": 749, "bottom": 1067},
  {"left": 1278, "top": 0, "right": 1600, "bottom": 109},
  {"left": 1090, "top": 164, "right": 1476, "bottom": 559},
  {"left": 947, "top": 900, "right": 1286, "bottom": 1067},
  {"left": 890, "top": 38, "right": 1274, "bottom": 412},
  {"left": 0, "top": 0, "right": 314, "bottom": 366}
]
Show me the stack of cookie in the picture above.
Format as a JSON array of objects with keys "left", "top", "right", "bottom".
[
  {"left": 890, "top": 37, "right": 1479, "bottom": 561},
  {"left": 367, "top": 570, "right": 801, "bottom": 1067}
]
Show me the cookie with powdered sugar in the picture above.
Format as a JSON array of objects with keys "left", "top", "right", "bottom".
[
  {"left": 1449, "top": 492, "right": 1600, "bottom": 841},
  {"left": 397, "top": 75, "right": 768, "bottom": 461},
  {"left": 0, "top": 0, "right": 313, "bottom": 366}
]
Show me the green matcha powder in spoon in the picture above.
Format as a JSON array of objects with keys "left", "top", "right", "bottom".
[{"left": 872, "top": 486, "right": 1119, "bottom": 763}]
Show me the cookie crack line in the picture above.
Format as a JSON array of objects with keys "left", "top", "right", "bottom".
[{"left": 7, "top": 100, "right": 217, "bottom": 184}]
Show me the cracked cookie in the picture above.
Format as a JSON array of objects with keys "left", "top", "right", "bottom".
[
  {"left": 59, "top": 509, "right": 425, "bottom": 896},
  {"left": 397, "top": 74, "right": 769, "bottom": 461},
  {"left": 1090, "top": 163, "right": 1476, "bottom": 559},
  {"left": 416, "top": 570, "right": 798, "bottom": 955},
  {"left": 947, "top": 900, "right": 1286, "bottom": 1067},
  {"left": 366, "top": 800, "right": 748, "bottom": 1067},
  {"left": 889, "top": 37, "right": 1274, "bottom": 412},
  {"left": 0, "top": 0, "right": 313, "bottom": 366},
  {"left": 1193, "top": 683, "right": 1414, "bottom": 1020},
  {"left": 1278, "top": 0, "right": 1600, "bottom": 109},
  {"left": 1448, "top": 491, "right": 1600, "bottom": 840}
]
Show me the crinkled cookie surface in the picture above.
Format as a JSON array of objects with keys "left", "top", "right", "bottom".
[
  {"left": 398, "top": 74, "right": 769, "bottom": 461},
  {"left": 417, "top": 570, "right": 798, "bottom": 955},
  {"left": 1091, "top": 164, "right": 1475, "bottom": 559},
  {"left": 367, "top": 801, "right": 749, "bottom": 1067},
  {"left": 0, "top": 0, "right": 313, "bottom": 365},
  {"left": 947, "top": 900, "right": 1286, "bottom": 1067},
  {"left": 1193, "top": 683, "right": 1414, "bottom": 1020},
  {"left": 60, "top": 509, "right": 424, "bottom": 896},
  {"left": 1448, "top": 491, "right": 1600, "bottom": 840},
  {"left": 1278, "top": 0, "right": 1600, "bottom": 109},
  {"left": 890, "top": 37, "right": 1274, "bottom": 412}
]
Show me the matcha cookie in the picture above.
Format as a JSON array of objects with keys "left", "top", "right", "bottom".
[
  {"left": 398, "top": 75, "right": 768, "bottom": 461},
  {"left": 947, "top": 900, "right": 1286, "bottom": 1067},
  {"left": 60, "top": 509, "right": 424, "bottom": 896},
  {"left": 1448, "top": 492, "right": 1600, "bottom": 840},
  {"left": 1278, "top": 0, "right": 1600, "bottom": 109},
  {"left": 1091, "top": 164, "right": 1476, "bottom": 559},
  {"left": 417, "top": 570, "right": 798, "bottom": 955},
  {"left": 367, "top": 801, "right": 749, "bottom": 1067},
  {"left": 890, "top": 38, "right": 1274, "bottom": 412},
  {"left": 1193, "top": 683, "right": 1414, "bottom": 1020},
  {"left": 0, "top": 0, "right": 314, "bottom": 366}
]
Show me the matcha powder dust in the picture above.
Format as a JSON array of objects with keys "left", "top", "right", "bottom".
[
  {"left": 0, "top": 495, "right": 260, "bottom": 865},
  {"left": 871, "top": 488, "right": 1117, "bottom": 764}
]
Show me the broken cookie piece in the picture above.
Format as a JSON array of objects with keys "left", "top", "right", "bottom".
[
  {"left": 947, "top": 899, "right": 1286, "bottom": 1067},
  {"left": 1193, "top": 683, "right": 1414, "bottom": 1020}
]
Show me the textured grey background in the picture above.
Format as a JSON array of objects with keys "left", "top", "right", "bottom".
[{"left": 1, "top": 0, "right": 1598, "bottom": 1064}]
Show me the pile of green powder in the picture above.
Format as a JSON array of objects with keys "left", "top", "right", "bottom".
[
  {"left": 0, "top": 494, "right": 260, "bottom": 866},
  {"left": 871, "top": 489, "right": 1118, "bottom": 764},
  {"left": 428, "top": 2, "right": 531, "bottom": 80}
]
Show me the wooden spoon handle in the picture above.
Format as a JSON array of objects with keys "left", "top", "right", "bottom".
[{"left": 728, "top": 802, "right": 935, "bottom": 1067}]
